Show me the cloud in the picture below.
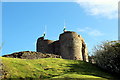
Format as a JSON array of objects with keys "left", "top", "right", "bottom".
[
  {"left": 76, "top": 0, "right": 119, "bottom": 19},
  {"left": 77, "top": 27, "right": 104, "bottom": 36},
  {"left": 88, "top": 30, "right": 103, "bottom": 36},
  {"left": 2, "top": 0, "right": 119, "bottom": 19}
]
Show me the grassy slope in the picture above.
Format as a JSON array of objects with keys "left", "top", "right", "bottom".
[{"left": 0, "top": 57, "right": 116, "bottom": 80}]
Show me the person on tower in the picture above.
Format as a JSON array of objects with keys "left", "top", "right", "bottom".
[
  {"left": 63, "top": 26, "right": 66, "bottom": 32},
  {"left": 40, "top": 32, "right": 46, "bottom": 40},
  {"left": 42, "top": 32, "right": 46, "bottom": 38}
]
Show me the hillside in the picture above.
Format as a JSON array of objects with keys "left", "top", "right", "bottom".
[
  {"left": 0, "top": 57, "right": 118, "bottom": 80},
  {"left": 2, "top": 51, "right": 61, "bottom": 59}
]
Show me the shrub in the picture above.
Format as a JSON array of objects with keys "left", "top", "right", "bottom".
[{"left": 93, "top": 40, "right": 120, "bottom": 74}]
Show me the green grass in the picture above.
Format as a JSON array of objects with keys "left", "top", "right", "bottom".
[{"left": 0, "top": 57, "right": 117, "bottom": 80}]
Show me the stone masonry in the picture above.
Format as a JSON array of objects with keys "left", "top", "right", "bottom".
[{"left": 36, "top": 31, "right": 88, "bottom": 62}]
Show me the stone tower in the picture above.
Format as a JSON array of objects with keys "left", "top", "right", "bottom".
[
  {"left": 36, "top": 37, "right": 54, "bottom": 53},
  {"left": 36, "top": 31, "right": 88, "bottom": 62},
  {"left": 59, "top": 31, "right": 88, "bottom": 61},
  {"left": 36, "top": 37, "right": 60, "bottom": 55}
]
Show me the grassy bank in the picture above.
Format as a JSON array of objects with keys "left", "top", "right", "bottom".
[{"left": 0, "top": 57, "right": 117, "bottom": 80}]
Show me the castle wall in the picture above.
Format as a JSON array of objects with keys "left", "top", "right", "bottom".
[
  {"left": 36, "top": 38, "right": 54, "bottom": 53},
  {"left": 84, "top": 47, "right": 89, "bottom": 62},
  {"left": 59, "top": 31, "right": 83, "bottom": 60},
  {"left": 36, "top": 31, "right": 89, "bottom": 62},
  {"left": 82, "top": 42, "right": 89, "bottom": 62},
  {"left": 52, "top": 40, "right": 60, "bottom": 55}
]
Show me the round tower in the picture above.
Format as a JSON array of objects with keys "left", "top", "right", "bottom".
[
  {"left": 36, "top": 37, "right": 54, "bottom": 53},
  {"left": 59, "top": 31, "right": 83, "bottom": 60}
]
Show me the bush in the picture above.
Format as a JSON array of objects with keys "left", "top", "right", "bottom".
[{"left": 93, "top": 40, "right": 120, "bottom": 74}]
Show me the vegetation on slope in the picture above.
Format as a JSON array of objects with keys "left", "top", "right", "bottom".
[
  {"left": 93, "top": 41, "right": 120, "bottom": 74},
  {"left": 0, "top": 57, "right": 117, "bottom": 80}
]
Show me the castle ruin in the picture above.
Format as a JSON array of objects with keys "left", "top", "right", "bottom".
[{"left": 36, "top": 31, "right": 88, "bottom": 62}]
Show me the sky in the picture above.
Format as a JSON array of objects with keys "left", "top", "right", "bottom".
[{"left": 1, "top": 0, "right": 118, "bottom": 56}]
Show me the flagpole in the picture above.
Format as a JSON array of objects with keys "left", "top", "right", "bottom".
[
  {"left": 45, "top": 25, "right": 47, "bottom": 38},
  {"left": 63, "top": 20, "right": 66, "bottom": 32},
  {"left": 64, "top": 20, "right": 66, "bottom": 28}
]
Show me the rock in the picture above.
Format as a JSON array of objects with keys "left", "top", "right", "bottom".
[{"left": 2, "top": 51, "right": 61, "bottom": 59}]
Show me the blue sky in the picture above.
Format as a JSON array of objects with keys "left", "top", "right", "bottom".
[{"left": 1, "top": 2, "right": 118, "bottom": 56}]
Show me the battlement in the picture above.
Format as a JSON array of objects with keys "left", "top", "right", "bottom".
[{"left": 36, "top": 31, "right": 88, "bottom": 62}]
